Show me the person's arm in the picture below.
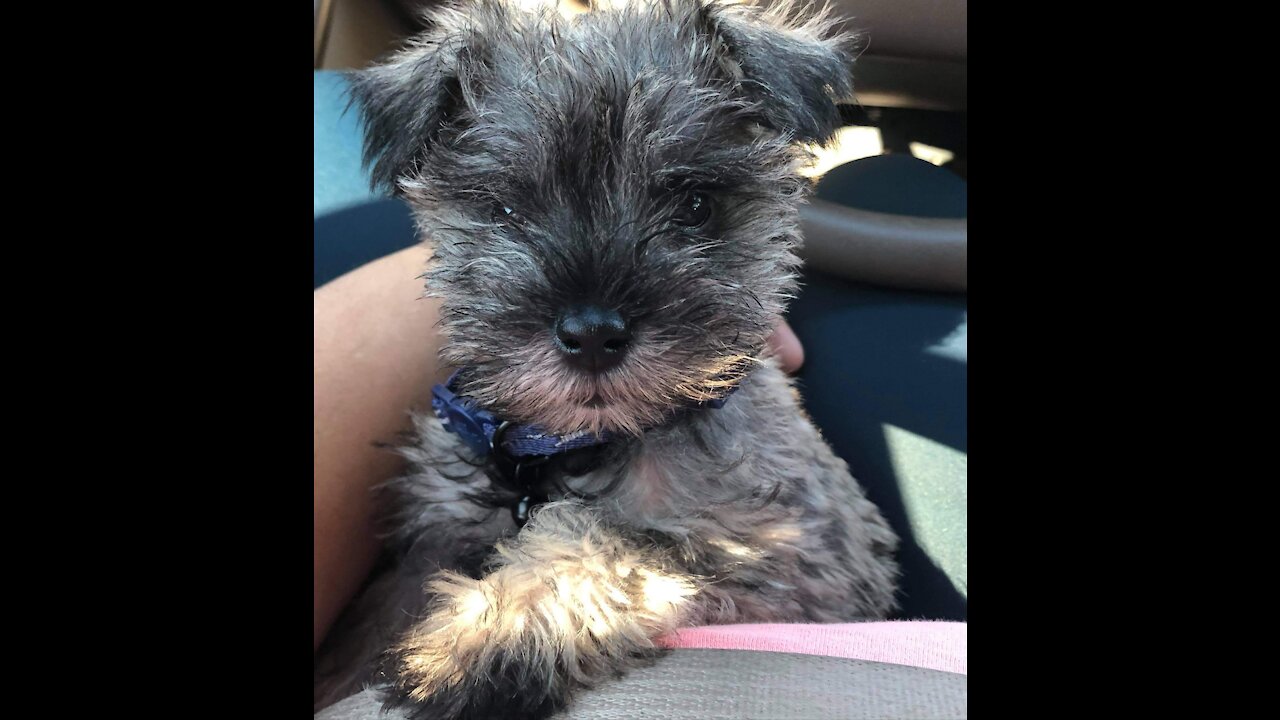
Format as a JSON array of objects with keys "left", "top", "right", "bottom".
[
  {"left": 314, "top": 245, "right": 446, "bottom": 651},
  {"left": 313, "top": 245, "right": 803, "bottom": 651}
]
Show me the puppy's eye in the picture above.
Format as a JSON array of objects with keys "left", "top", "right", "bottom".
[
  {"left": 491, "top": 204, "right": 519, "bottom": 226},
  {"left": 672, "top": 192, "right": 713, "bottom": 229}
]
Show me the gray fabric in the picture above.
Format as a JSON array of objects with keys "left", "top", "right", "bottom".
[{"left": 317, "top": 649, "right": 966, "bottom": 720}]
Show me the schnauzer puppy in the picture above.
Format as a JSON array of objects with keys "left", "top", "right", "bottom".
[{"left": 315, "top": 1, "right": 899, "bottom": 717}]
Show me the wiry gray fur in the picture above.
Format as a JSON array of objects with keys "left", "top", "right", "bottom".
[{"left": 316, "top": 2, "right": 896, "bottom": 719}]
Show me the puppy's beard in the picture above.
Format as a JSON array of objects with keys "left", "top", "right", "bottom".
[{"left": 453, "top": 330, "right": 760, "bottom": 436}]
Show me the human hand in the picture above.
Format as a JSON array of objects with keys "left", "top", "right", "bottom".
[{"left": 768, "top": 320, "right": 804, "bottom": 374}]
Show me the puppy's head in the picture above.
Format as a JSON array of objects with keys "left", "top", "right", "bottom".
[{"left": 351, "top": 0, "right": 858, "bottom": 435}]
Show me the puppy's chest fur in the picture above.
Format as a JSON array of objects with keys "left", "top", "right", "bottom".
[{"left": 314, "top": 362, "right": 899, "bottom": 711}]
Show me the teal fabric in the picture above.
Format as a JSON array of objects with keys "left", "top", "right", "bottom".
[{"left": 315, "top": 71, "right": 383, "bottom": 218}]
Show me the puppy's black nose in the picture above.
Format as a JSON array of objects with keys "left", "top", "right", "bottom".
[{"left": 554, "top": 305, "right": 631, "bottom": 372}]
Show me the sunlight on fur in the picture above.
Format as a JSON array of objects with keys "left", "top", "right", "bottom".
[
  {"left": 759, "top": 522, "right": 803, "bottom": 544},
  {"left": 635, "top": 568, "right": 699, "bottom": 615},
  {"left": 709, "top": 537, "right": 764, "bottom": 559},
  {"left": 455, "top": 587, "right": 493, "bottom": 626},
  {"left": 513, "top": 0, "right": 589, "bottom": 17}
]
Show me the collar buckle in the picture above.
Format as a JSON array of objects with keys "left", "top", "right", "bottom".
[{"left": 489, "top": 420, "right": 552, "bottom": 526}]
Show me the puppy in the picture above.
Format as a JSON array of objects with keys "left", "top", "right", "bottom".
[{"left": 315, "top": 1, "right": 899, "bottom": 718}]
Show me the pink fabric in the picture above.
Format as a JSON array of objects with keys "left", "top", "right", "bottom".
[{"left": 657, "top": 622, "right": 967, "bottom": 675}]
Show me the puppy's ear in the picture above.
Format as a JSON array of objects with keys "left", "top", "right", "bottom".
[
  {"left": 698, "top": 0, "right": 859, "bottom": 145},
  {"left": 345, "top": 5, "right": 497, "bottom": 193}
]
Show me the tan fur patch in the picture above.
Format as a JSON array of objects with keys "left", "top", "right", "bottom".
[{"left": 395, "top": 503, "right": 697, "bottom": 698}]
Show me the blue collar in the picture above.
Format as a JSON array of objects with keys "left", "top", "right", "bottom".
[{"left": 431, "top": 368, "right": 737, "bottom": 461}]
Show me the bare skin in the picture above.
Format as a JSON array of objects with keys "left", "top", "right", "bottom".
[
  {"left": 313, "top": 245, "right": 804, "bottom": 651},
  {"left": 314, "top": 246, "right": 444, "bottom": 651}
]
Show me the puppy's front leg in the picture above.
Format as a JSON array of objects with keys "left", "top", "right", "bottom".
[{"left": 384, "top": 500, "right": 698, "bottom": 720}]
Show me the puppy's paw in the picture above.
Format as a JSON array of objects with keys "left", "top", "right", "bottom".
[
  {"left": 380, "top": 574, "right": 564, "bottom": 720},
  {"left": 381, "top": 658, "right": 560, "bottom": 720},
  {"left": 379, "top": 514, "right": 698, "bottom": 720}
]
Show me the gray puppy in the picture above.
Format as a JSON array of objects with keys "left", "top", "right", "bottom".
[{"left": 315, "top": 1, "right": 899, "bottom": 718}]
